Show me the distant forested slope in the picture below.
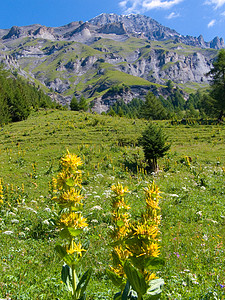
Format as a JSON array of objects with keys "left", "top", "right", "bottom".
[{"left": 0, "top": 67, "right": 55, "bottom": 124}]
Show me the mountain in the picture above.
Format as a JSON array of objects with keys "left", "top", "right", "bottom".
[{"left": 0, "top": 13, "right": 222, "bottom": 112}]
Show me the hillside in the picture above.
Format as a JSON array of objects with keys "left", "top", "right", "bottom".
[
  {"left": 0, "top": 110, "right": 225, "bottom": 298},
  {"left": 0, "top": 13, "right": 222, "bottom": 112}
]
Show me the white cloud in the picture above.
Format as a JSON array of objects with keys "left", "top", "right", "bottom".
[
  {"left": 221, "top": 10, "right": 225, "bottom": 15},
  {"left": 166, "top": 11, "right": 180, "bottom": 19},
  {"left": 205, "top": 0, "right": 225, "bottom": 9},
  {"left": 208, "top": 19, "right": 216, "bottom": 27},
  {"left": 119, "top": 0, "right": 184, "bottom": 14}
]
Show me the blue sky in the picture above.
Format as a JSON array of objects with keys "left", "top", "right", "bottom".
[{"left": 0, "top": 0, "right": 225, "bottom": 42}]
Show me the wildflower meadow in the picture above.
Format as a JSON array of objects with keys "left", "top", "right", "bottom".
[{"left": 0, "top": 109, "right": 225, "bottom": 299}]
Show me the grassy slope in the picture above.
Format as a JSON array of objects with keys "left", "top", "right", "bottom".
[
  {"left": 2, "top": 37, "right": 215, "bottom": 99},
  {"left": 0, "top": 110, "right": 225, "bottom": 299}
]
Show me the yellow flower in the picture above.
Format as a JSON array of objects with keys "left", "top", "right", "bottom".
[
  {"left": 134, "top": 223, "right": 159, "bottom": 239},
  {"left": 66, "top": 241, "right": 86, "bottom": 257},
  {"left": 61, "top": 151, "right": 83, "bottom": 170},
  {"left": 146, "top": 242, "right": 160, "bottom": 257},
  {"left": 111, "top": 183, "right": 129, "bottom": 196},
  {"left": 143, "top": 271, "right": 157, "bottom": 282},
  {"left": 59, "top": 212, "right": 88, "bottom": 228},
  {"left": 0, "top": 179, "right": 3, "bottom": 204},
  {"left": 57, "top": 171, "right": 82, "bottom": 190},
  {"left": 110, "top": 265, "right": 124, "bottom": 278},
  {"left": 57, "top": 189, "right": 83, "bottom": 207}
]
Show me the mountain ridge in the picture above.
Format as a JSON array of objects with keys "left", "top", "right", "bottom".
[
  {"left": 0, "top": 13, "right": 222, "bottom": 112},
  {"left": 0, "top": 13, "right": 224, "bottom": 49}
]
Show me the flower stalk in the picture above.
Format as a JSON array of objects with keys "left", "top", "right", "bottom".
[
  {"left": 53, "top": 150, "right": 92, "bottom": 299},
  {"left": 109, "top": 181, "right": 164, "bottom": 299}
]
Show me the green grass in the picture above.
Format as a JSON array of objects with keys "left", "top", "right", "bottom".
[{"left": 0, "top": 110, "right": 225, "bottom": 299}]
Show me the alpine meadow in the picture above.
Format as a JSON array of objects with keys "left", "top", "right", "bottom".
[{"left": 0, "top": 12, "right": 225, "bottom": 300}]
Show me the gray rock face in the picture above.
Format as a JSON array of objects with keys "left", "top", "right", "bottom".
[
  {"left": 1, "top": 13, "right": 224, "bottom": 49},
  {"left": 0, "top": 13, "right": 222, "bottom": 112}
]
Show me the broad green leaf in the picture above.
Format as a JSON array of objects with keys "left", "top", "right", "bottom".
[
  {"left": 67, "top": 227, "right": 83, "bottom": 237},
  {"left": 122, "top": 280, "right": 130, "bottom": 300},
  {"left": 145, "top": 257, "right": 165, "bottom": 270},
  {"left": 124, "top": 260, "right": 147, "bottom": 296},
  {"left": 55, "top": 245, "right": 76, "bottom": 266},
  {"left": 61, "top": 264, "right": 73, "bottom": 292},
  {"left": 66, "top": 177, "right": 75, "bottom": 187},
  {"left": 106, "top": 269, "right": 124, "bottom": 287},
  {"left": 59, "top": 228, "right": 70, "bottom": 239},
  {"left": 129, "top": 256, "right": 145, "bottom": 270},
  {"left": 112, "top": 250, "right": 122, "bottom": 266},
  {"left": 55, "top": 244, "right": 67, "bottom": 260},
  {"left": 117, "top": 220, "right": 125, "bottom": 227},
  {"left": 114, "top": 292, "right": 122, "bottom": 300},
  {"left": 76, "top": 268, "right": 93, "bottom": 298}
]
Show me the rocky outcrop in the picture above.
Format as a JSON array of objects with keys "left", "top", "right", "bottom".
[
  {"left": 210, "top": 36, "right": 224, "bottom": 49},
  {"left": 98, "top": 22, "right": 127, "bottom": 35},
  {"left": 31, "top": 26, "right": 56, "bottom": 40},
  {"left": 3, "top": 26, "right": 23, "bottom": 40}
]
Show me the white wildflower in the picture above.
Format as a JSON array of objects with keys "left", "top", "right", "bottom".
[
  {"left": 3, "top": 231, "right": 14, "bottom": 235},
  {"left": 90, "top": 205, "right": 103, "bottom": 211},
  {"left": 11, "top": 219, "right": 19, "bottom": 224}
]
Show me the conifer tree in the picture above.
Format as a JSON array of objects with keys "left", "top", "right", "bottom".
[
  {"left": 70, "top": 96, "right": 79, "bottom": 111},
  {"left": 139, "top": 122, "right": 171, "bottom": 172},
  {"left": 207, "top": 49, "right": 225, "bottom": 120},
  {"left": 79, "top": 95, "right": 89, "bottom": 111},
  {"left": 140, "top": 92, "right": 167, "bottom": 120}
]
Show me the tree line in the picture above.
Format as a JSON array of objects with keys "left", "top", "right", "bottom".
[
  {"left": 70, "top": 49, "right": 225, "bottom": 121},
  {"left": 0, "top": 67, "right": 57, "bottom": 125}
]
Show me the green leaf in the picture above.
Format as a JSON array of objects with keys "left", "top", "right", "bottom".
[
  {"left": 59, "top": 228, "right": 70, "bottom": 239},
  {"left": 123, "top": 260, "right": 147, "bottom": 297},
  {"left": 61, "top": 264, "right": 73, "bottom": 292},
  {"left": 129, "top": 256, "right": 145, "bottom": 271},
  {"left": 146, "top": 278, "right": 164, "bottom": 299},
  {"left": 117, "top": 220, "right": 125, "bottom": 227},
  {"left": 76, "top": 268, "right": 93, "bottom": 298},
  {"left": 145, "top": 257, "right": 165, "bottom": 270},
  {"left": 55, "top": 245, "right": 76, "bottom": 266},
  {"left": 112, "top": 250, "right": 122, "bottom": 266},
  {"left": 114, "top": 292, "right": 122, "bottom": 300},
  {"left": 67, "top": 227, "right": 83, "bottom": 237},
  {"left": 122, "top": 280, "right": 130, "bottom": 300},
  {"left": 66, "top": 177, "right": 75, "bottom": 187},
  {"left": 55, "top": 244, "right": 67, "bottom": 259},
  {"left": 106, "top": 269, "right": 124, "bottom": 287}
]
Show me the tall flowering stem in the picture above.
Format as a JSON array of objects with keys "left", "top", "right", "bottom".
[
  {"left": 0, "top": 178, "right": 3, "bottom": 205},
  {"left": 128, "top": 181, "right": 162, "bottom": 281},
  {"left": 108, "top": 181, "right": 164, "bottom": 299},
  {"left": 109, "top": 183, "right": 131, "bottom": 282},
  {"left": 52, "top": 151, "right": 92, "bottom": 300}
]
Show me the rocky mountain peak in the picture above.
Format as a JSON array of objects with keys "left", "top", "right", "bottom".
[
  {"left": 98, "top": 22, "right": 127, "bottom": 35},
  {"left": 210, "top": 36, "right": 224, "bottom": 49},
  {"left": 31, "top": 26, "right": 55, "bottom": 40},
  {"left": 3, "top": 26, "right": 23, "bottom": 40}
]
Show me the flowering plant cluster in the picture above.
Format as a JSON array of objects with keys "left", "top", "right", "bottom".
[
  {"left": 108, "top": 182, "right": 164, "bottom": 300},
  {"left": 0, "top": 178, "right": 3, "bottom": 205},
  {"left": 52, "top": 151, "right": 92, "bottom": 300}
]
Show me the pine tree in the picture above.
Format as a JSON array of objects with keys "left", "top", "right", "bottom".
[
  {"left": 139, "top": 122, "right": 171, "bottom": 172},
  {"left": 207, "top": 49, "right": 225, "bottom": 120},
  {"left": 79, "top": 96, "right": 88, "bottom": 111},
  {"left": 140, "top": 92, "right": 167, "bottom": 120},
  {"left": 70, "top": 96, "right": 79, "bottom": 111}
]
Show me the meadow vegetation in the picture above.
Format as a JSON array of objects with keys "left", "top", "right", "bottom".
[{"left": 0, "top": 109, "right": 225, "bottom": 299}]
